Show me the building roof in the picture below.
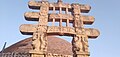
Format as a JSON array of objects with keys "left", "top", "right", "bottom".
[{"left": 3, "top": 36, "right": 73, "bottom": 55}]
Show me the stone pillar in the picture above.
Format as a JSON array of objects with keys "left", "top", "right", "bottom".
[
  {"left": 30, "top": 25, "right": 47, "bottom": 57},
  {"left": 30, "top": 52, "right": 46, "bottom": 57},
  {"left": 39, "top": 1, "right": 49, "bottom": 26},
  {"left": 59, "top": 7, "right": 62, "bottom": 14},
  {"left": 53, "top": 7, "right": 55, "bottom": 13},
  {"left": 66, "top": 19, "right": 69, "bottom": 27},
  {"left": 30, "top": 1, "right": 49, "bottom": 57},
  {"left": 65, "top": 8, "right": 68, "bottom": 14},
  {"left": 72, "top": 4, "right": 83, "bottom": 28},
  {"left": 52, "top": 18, "right": 55, "bottom": 26},
  {"left": 59, "top": 18, "right": 62, "bottom": 27},
  {"left": 72, "top": 4, "right": 89, "bottom": 57},
  {"left": 72, "top": 35, "right": 89, "bottom": 57}
]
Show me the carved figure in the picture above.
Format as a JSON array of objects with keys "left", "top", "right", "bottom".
[
  {"left": 39, "top": 32, "right": 47, "bottom": 52},
  {"left": 32, "top": 31, "right": 40, "bottom": 51},
  {"left": 31, "top": 26, "right": 47, "bottom": 52},
  {"left": 82, "top": 35, "right": 89, "bottom": 52},
  {"left": 72, "top": 35, "right": 83, "bottom": 53}
]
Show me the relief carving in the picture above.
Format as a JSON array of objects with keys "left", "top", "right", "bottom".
[
  {"left": 20, "top": 0, "right": 99, "bottom": 57},
  {"left": 40, "top": 6, "right": 49, "bottom": 15},
  {"left": 39, "top": 32, "right": 47, "bottom": 52},
  {"left": 82, "top": 35, "right": 89, "bottom": 52},
  {"left": 47, "top": 53, "right": 72, "bottom": 57},
  {"left": 39, "top": 15, "right": 48, "bottom": 25},
  {"left": 47, "top": 26, "right": 75, "bottom": 34},
  {"left": 39, "top": 1, "right": 49, "bottom": 15},
  {"left": 72, "top": 35, "right": 89, "bottom": 53},
  {"left": 32, "top": 31, "right": 40, "bottom": 51},
  {"left": 31, "top": 26, "right": 47, "bottom": 52},
  {"left": 72, "top": 35, "right": 83, "bottom": 53},
  {"left": 73, "top": 14, "right": 83, "bottom": 28}
]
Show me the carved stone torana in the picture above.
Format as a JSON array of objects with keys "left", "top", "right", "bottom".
[{"left": 20, "top": 0, "right": 100, "bottom": 57}]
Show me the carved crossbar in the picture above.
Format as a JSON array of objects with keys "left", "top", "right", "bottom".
[
  {"left": 24, "top": 12, "right": 94, "bottom": 24},
  {"left": 28, "top": 1, "right": 91, "bottom": 13},
  {"left": 20, "top": 24, "right": 100, "bottom": 38}
]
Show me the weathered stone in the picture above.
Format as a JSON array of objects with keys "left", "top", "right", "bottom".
[
  {"left": 24, "top": 12, "right": 95, "bottom": 24},
  {"left": 20, "top": 24, "right": 100, "bottom": 38},
  {"left": 28, "top": 1, "right": 91, "bottom": 13},
  {"left": 20, "top": 0, "right": 100, "bottom": 57}
]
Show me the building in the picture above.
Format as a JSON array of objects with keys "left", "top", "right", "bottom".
[{"left": 1, "top": 36, "right": 72, "bottom": 57}]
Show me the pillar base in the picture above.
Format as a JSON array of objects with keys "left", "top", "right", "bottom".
[
  {"left": 29, "top": 50, "right": 46, "bottom": 57},
  {"left": 74, "top": 52, "right": 90, "bottom": 57}
]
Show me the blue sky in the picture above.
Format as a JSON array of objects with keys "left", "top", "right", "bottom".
[{"left": 0, "top": 0, "right": 120, "bottom": 57}]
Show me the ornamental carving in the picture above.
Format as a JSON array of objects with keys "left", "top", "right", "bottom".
[
  {"left": 32, "top": 26, "right": 47, "bottom": 52},
  {"left": 20, "top": 0, "right": 100, "bottom": 57}
]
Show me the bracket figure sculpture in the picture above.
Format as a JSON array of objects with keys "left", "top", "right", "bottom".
[
  {"left": 72, "top": 34, "right": 89, "bottom": 57},
  {"left": 32, "top": 25, "right": 47, "bottom": 52},
  {"left": 20, "top": 0, "right": 100, "bottom": 57}
]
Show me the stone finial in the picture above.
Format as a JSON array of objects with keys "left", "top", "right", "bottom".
[
  {"left": 57, "top": 0, "right": 63, "bottom": 3},
  {"left": 41, "top": 0, "right": 48, "bottom": 1}
]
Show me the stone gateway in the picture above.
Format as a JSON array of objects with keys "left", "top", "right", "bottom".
[
  {"left": 19, "top": 0, "right": 100, "bottom": 57},
  {"left": 0, "top": 0, "right": 100, "bottom": 57}
]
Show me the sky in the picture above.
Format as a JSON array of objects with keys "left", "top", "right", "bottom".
[{"left": 0, "top": 0, "right": 120, "bottom": 57}]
